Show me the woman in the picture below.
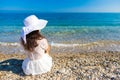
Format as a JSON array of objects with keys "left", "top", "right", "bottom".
[{"left": 21, "top": 15, "right": 52, "bottom": 75}]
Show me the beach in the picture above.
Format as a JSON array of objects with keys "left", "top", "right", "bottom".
[
  {"left": 0, "top": 40, "right": 120, "bottom": 80},
  {"left": 0, "top": 52, "right": 120, "bottom": 80}
]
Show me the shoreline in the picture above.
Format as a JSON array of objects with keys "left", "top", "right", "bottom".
[
  {"left": 0, "top": 52, "right": 120, "bottom": 80},
  {"left": 1, "top": 40, "right": 120, "bottom": 54}
]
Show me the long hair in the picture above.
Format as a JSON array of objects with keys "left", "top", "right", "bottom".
[{"left": 21, "top": 30, "right": 44, "bottom": 52}]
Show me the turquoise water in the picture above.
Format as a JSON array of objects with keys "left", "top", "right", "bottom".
[
  {"left": 0, "top": 13, "right": 120, "bottom": 43},
  {"left": 1, "top": 12, "right": 120, "bottom": 54}
]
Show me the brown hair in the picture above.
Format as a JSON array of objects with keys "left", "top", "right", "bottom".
[{"left": 21, "top": 30, "right": 44, "bottom": 52}]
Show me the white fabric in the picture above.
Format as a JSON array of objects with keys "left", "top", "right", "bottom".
[
  {"left": 21, "top": 15, "right": 48, "bottom": 43},
  {"left": 22, "top": 39, "right": 52, "bottom": 75}
]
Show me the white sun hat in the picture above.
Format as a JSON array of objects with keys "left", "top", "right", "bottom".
[{"left": 21, "top": 15, "right": 48, "bottom": 44}]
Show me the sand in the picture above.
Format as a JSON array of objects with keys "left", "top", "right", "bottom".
[{"left": 0, "top": 52, "right": 120, "bottom": 80}]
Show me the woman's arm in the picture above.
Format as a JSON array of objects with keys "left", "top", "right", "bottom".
[{"left": 45, "top": 44, "right": 51, "bottom": 54}]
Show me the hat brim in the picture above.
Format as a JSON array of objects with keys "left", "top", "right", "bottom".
[
  {"left": 37, "top": 19, "right": 48, "bottom": 30},
  {"left": 23, "top": 19, "right": 48, "bottom": 35}
]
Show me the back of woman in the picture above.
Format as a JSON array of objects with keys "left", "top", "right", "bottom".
[
  {"left": 26, "top": 38, "right": 49, "bottom": 60},
  {"left": 21, "top": 15, "right": 52, "bottom": 75}
]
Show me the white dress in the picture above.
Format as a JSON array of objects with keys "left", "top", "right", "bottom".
[{"left": 22, "top": 39, "right": 52, "bottom": 75}]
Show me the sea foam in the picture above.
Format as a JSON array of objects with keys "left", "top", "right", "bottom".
[{"left": 0, "top": 42, "right": 20, "bottom": 46}]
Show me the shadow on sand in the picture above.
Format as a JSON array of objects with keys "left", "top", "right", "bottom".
[{"left": 0, "top": 59, "right": 25, "bottom": 76}]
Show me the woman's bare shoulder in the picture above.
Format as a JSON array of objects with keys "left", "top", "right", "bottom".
[{"left": 37, "top": 38, "right": 47, "bottom": 43}]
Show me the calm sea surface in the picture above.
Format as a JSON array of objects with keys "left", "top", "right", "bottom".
[{"left": 0, "top": 13, "right": 120, "bottom": 43}]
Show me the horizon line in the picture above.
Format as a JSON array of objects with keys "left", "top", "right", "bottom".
[{"left": 0, "top": 10, "right": 120, "bottom": 13}]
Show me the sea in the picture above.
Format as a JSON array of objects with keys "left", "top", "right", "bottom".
[{"left": 0, "top": 12, "right": 120, "bottom": 54}]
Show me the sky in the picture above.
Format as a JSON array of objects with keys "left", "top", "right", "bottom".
[{"left": 0, "top": 0, "right": 120, "bottom": 12}]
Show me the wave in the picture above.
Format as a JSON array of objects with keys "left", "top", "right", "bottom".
[
  {"left": 51, "top": 41, "right": 120, "bottom": 46},
  {"left": 0, "top": 41, "right": 80, "bottom": 47},
  {"left": 51, "top": 42, "right": 79, "bottom": 47},
  {"left": 0, "top": 42, "right": 20, "bottom": 46},
  {"left": 50, "top": 41, "right": 120, "bottom": 52},
  {"left": 0, "top": 41, "right": 120, "bottom": 54},
  {"left": 0, "top": 41, "right": 120, "bottom": 47}
]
